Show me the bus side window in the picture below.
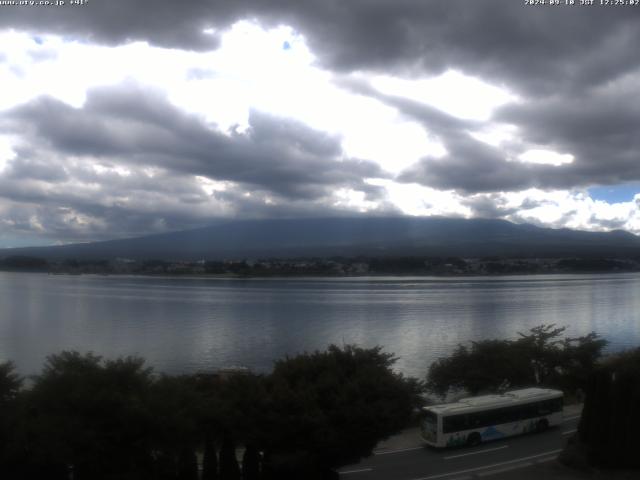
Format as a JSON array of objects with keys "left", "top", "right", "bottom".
[
  {"left": 521, "top": 403, "right": 537, "bottom": 419},
  {"left": 443, "top": 414, "right": 468, "bottom": 433},
  {"left": 469, "top": 411, "right": 486, "bottom": 428},
  {"left": 492, "top": 408, "right": 510, "bottom": 424},
  {"left": 504, "top": 406, "right": 521, "bottom": 423},
  {"left": 553, "top": 397, "right": 563, "bottom": 412},
  {"left": 538, "top": 400, "right": 554, "bottom": 416}
]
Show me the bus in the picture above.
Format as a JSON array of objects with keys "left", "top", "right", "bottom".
[{"left": 420, "top": 387, "right": 564, "bottom": 448}]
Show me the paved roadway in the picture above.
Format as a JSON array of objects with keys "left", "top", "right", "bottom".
[{"left": 338, "top": 407, "right": 582, "bottom": 480}]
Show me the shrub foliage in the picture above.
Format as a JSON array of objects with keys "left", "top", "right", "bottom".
[
  {"left": 577, "top": 348, "right": 640, "bottom": 468},
  {"left": 426, "top": 324, "right": 607, "bottom": 397},
  {"left": 0, "top": 345, "right": 422, "bottom": 480}
]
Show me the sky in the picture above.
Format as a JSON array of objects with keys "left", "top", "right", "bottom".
[{"left": 1, "top": 0, "right": 640, "bottom": 247}]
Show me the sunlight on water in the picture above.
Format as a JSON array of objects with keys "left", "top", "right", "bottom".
[{"left": 1, "top": 272, "right": 639, "bottom": 378}]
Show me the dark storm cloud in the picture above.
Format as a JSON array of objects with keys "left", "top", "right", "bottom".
[
  {"left": 0, "top": 0, "right": 222, "bottom": 50},
  {"left": 337, "top": 76, "right": 479, "bottom": 135},
  {"left": 4, "top": 0, "right": 638, "bottom": 196},
  {"left": 0, "top": 84, "right": 390, "bottom": 243},
  {"left": 3, "top": 84, "right": 384, "bottom": 200},
  {"left": 4, "top": 1, "right": 639, "bottom": 96},
  {"left": 272, "top": 1, "right": 640, "bottom": 96},
  {"left": 0, "top": 160, "right": 393, "bottom": 244},
  {"left": 339, "top": 82, "right": 564, "bottom": 193},
  {"left": 587, "top": 216, "right": 629, "bottom": 231},
  {"left": 0, "top": 163, "right": 234, "bottom": 243},
  {"left": 344, "top": 77, "right": 640, "bottom": 193},
  {"left": 213, "top": 186, "right": 399, "bottom": 221},
  {"left": 496, "top": 84, "right": 640, "bottom": 189},
  {"left": 460, "top": 194, "right": 520, "bottom": 220},
  {"left": 3, "top": 0, "right": 640, "bottom": 242}
]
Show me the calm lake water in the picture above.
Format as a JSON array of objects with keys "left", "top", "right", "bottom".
[{"left": 1, "top": 272, "right": 639, "bottom": 379}]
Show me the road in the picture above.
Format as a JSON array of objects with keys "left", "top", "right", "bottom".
[{"left": 338, "top": 406, "right": 582, "bottom": 480}]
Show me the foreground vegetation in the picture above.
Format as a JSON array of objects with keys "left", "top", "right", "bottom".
[
  {"left": 427, "top": 325, "right": 608, "bottom": 398},
  {"left": 0, "top": 346, "right": 422, "bottom": 480},
  {"left": 0, "top": 325, "right": 636, "bottom": 478},
  {"left": 564, "top": 348, "right": 640, "bottom": 470}
]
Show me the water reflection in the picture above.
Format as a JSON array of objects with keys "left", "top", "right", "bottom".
[{"left": 1, "top": 272, "right": 639, "bottom": 378}]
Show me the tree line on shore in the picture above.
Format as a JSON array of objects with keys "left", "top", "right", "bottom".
[
  {"left": 3, "top": 254, "right": 639, "bottom": 277},
  {"left": 0, "top": 325, "right": 637, "bottom": 479}
]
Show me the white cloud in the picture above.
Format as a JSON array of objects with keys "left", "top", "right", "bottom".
[
  {"left": 469, "top": 123, "right": 518, "bottom": 147},
  {"left": 196, "top": 176, "right": 232, "bottom": 195},
  {"left": 0, "top": 22, "right": 449, "bottom": 177},
  {"left": 371, "top": 70, "right": 518, "bottom": 121},
  {"left": 0, "top": 135, "right": 17, "bottom": 172},
  {"left": 332, "top": 187, "right": 380, "bottom": 212},
  {"left": 92, "top": 164, "right": 131, "bottom": 177},
  {"left": 494, "top": 189, "right": 640, "bottom": 234},
  {"left": 1, "top": 19, "right": 639, "bottom": 246},
  {"left": 366, "top": 178, "right": 471, "bottom": 217},
  {"left": 518, "top": 149, "right": 574, "bottom": 166}
]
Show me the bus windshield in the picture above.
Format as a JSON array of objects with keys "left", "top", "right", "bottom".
[{"left": 421, "top": 410, "right": 438, "bottom": 442}]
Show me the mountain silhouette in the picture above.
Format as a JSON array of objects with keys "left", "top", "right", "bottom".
[{"left": 3, "top": 217, "right": 640, "bottom": 261}]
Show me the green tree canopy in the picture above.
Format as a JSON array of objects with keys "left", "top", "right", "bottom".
[
  {"left": 427, "top": 340, "right": 532, "bottom": 397},
  {"left": 0, "top": 361, "right": 23, "bottom": 476},
  {"left": 577, "top": 347, "right": 640, "bottom": 468},
  {"left": 260, "top": 345, "right": 424, "bottom": 476},
  {"left": 24, "top": 351, "right": 155, "bottom": 480},
  {"left": 1, "top": 346, "right": 424, "bottom": 479},
  {"left": 427, "top": 324, "right": 607, "bottom": 398},
  {"left": 0, "top": 361, "right": 22, "bottom": 404}
]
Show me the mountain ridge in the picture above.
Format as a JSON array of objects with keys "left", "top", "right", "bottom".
[{"left": 2, "top": 217, "right": 640, "bottom": 261}]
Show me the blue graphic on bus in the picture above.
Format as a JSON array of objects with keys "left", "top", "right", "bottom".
[{"left": 481, "top": 426, "right": 505, "bottom": 441}]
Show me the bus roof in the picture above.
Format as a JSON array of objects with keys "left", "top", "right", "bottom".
[{"left": 423, "top": 387, "right": 563, "bottom": 416}]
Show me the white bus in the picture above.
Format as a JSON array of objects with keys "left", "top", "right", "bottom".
[{"left": 420, "top": 387, "right": 564, "bottom": 448}]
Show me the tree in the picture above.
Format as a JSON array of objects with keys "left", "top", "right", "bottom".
[
  {"left": 219, "top": 435, "right": 240, "bottom": 480},
  {"left": 559, "top": 332, "right": 608, "bottom": 393},
  {"left": 515, "top": 324, "right": 567, "bottom": 385},
  {"left": 427, "top": 340, "right": 531, "bottom": 396},
  {"left": 177, "top": 447, "right": 199, "bottom": 480},
  {"left": 260, "top": 345, "right": 424, "bottom": 477},
  {"left": 147, "top": 374, "right": 204, "bottom": 478},
  {"left": 23, "top": 351, "right": 155, "bottom": 480},
  {"left": 576, "top": 348, "right": 640, "bottom": 468},
  {"left": 216, "top": 373, "right": 268, "bottom": 447},
  {"left": 1, "top": 347, "right": 425, "bottom": 479},
  {"left": 0, "top": 361, "right": 22, "bottom": 404},
  {"left": 0, "top": 361, "right": 23, "bottom": 478},
  {"left": 201, "top": 439, "right": 218, "bottom": 480},
  {"left": 241, "top": 444, "right": 260, "bottom": 480},
  {"left": 0, "top": 255, "right": 48, "bottom": 271},
  {"left": 427, "top": 325, "right": 608, "bottom": 398}
]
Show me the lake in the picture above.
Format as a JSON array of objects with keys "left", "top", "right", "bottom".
[{"left": 1, "top": 272, "right": 639, "bottom": 379}]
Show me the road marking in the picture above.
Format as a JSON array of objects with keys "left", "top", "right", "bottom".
[
  {"left": 375, "top": 446, "right": 424, "bottom": 455},
  {"left": 443, "top": 445, "right": 508, "bottom": 460},
  {"left": 536, "top": 456, "right": 558, "bottom": 464},
  {"left": 477, "top": 462, "right": 533, "bottom": 477},
  {"left": 563, "top": 415, "right": 581, "bottom": 421},
  {"left": 410, "top": 449, "right": 563, "bottom": 480},
  {"left": 562, "top": 428, "right": 577, "bottom": 435},
  {"left": 340, "top": 468, "right": 373, "bottom": 475}
]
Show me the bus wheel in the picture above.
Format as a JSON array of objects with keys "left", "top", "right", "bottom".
[
  {"left": 536, "top": 419, "right": 549, "bottom": 433},
  {"left": 467, "top": 432, "right": 481, "bottom": 447}
]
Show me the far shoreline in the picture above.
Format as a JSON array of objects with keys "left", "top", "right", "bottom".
[{"left": 1, "top": 269, "right": 640, "bottom": 281}]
